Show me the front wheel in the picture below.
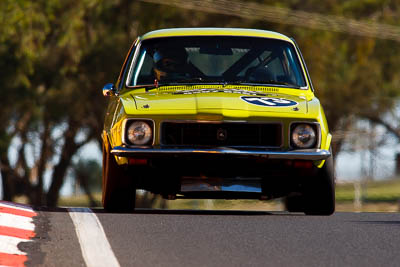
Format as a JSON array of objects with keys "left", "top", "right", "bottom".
[
  {"left": 102, "top": 143, "right": 136, "bottom": 212},
  {"left": 303, "top": 153, "right": 335, "bottom": 215}
]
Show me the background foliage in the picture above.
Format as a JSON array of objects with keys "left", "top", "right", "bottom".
[{"left": 1, "top": 0, "right": 400, "bottom": 206}]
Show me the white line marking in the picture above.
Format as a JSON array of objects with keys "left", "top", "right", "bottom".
[
  {"left": 68, "top": 208, "right": 120, "bottom": 267},
  {"left": 0, "top": 235, "right": 30, "bottom": 255},
  {"left": 0, "top": 213, "right": 35, "bottom": 231}
]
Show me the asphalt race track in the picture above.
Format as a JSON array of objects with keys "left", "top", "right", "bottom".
[{"left": 2, "top": 201, "right": 400, "bottom": 267}]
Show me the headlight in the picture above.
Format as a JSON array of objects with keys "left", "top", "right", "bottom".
[
  {"left": 291, "top": 124, "right": 317, "bottom": 149},
  {"left": 126, "top": 121, "right": 153, "bottom": 145}
]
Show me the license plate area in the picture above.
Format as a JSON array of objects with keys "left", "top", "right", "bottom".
[{"left": 180, "top": 176, "right": 262, "bottom": 193}]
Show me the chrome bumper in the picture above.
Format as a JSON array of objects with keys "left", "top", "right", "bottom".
[{"left": 111, "top": 146, "right": 331, "bottom": 161}]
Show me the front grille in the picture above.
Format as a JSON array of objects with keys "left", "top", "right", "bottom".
[{"left": 161, "top": 122, "right": 282, "bottom": 147}]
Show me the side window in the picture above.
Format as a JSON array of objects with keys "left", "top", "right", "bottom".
[
  {"left": 117, "top": 39, "right": 138, "bottom": 90},
  {"left": 283, "top": 48, "right": 305, "bottom": 86},
  {"left": 136, "top": 54, "right": 155, "bottom": 84}
]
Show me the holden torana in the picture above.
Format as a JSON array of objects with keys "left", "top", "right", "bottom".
[{"left": 102, "top": 28, "right": 335, "bottom": 215}]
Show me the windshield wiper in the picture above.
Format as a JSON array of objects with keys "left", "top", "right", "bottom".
[
  {"left": 226, "top": 80, "right": 301, "bottom": 89},
  {"left": 142, "top": 78, "right": 225, "bottom": 91},
  {"left": 132, "top": 81, "right": 185, "bottom": 92},
  {"left": 124, "top": 84, "right": 159, "bottom": 92}
]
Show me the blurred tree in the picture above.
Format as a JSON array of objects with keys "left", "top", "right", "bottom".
[{"left": 0, "top": 0, "right": 114, "bottom": 206}]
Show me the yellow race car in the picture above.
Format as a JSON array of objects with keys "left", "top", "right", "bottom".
[{"left": 102, "top": 28, "right": 335, "bottom": 215}]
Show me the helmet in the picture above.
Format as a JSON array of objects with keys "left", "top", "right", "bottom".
[{"left": 153, "top": 47, "right": 188, "bottom": 80}]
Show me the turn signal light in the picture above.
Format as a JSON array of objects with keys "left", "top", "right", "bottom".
[
  {"left": 293, "top": 161, "right": 313, "bottom": 169},
  {"left": 128, "top": 159, "right": 148, "bottom": 165}
]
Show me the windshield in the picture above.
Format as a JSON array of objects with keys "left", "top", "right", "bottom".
[{"left": 128, "top": 36, "right": 307, "bottom": 88}]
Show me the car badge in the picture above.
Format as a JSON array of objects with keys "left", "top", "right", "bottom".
[
  {"left": 240, "top": 96, "right": 298, "bottom": 107},
  {"left": 217, "top": 128, "right": 228, "bottom": 141}
]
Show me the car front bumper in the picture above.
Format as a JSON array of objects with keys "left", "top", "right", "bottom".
[{"left": 111, "top": 146, "right": 331, "bottom": 161}]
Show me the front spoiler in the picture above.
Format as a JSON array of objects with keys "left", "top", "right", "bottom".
[{"left": 111, "top": 146, "right": 331, "bottom": 161}]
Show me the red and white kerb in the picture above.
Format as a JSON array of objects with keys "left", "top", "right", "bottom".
[{"left": 0, "top": 202, "right": 37, "bottom": 267}]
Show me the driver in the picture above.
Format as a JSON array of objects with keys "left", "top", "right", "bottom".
[{"left": 153, "top": 47, "right": 189, "bottom": 81}]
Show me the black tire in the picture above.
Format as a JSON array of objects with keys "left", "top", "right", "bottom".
[
  {"left": 284, "top": 193, "right": 305, "bottom": 213},
  {"left": 303, "top": 152, "right": 335, "bottom": 215},
  {"left": 102, "top": 143, "right": 136, "bottom": 212}
]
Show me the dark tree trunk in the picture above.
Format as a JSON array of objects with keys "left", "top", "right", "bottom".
[
  {"left": 46, "top": 121, "right": 80, "bottom": 207},
  {"left": 0, "top": 159, "right": 14, "bottom": 201},
  {"left": 34, "top": 118, "right": 51, "bottom": 206}
]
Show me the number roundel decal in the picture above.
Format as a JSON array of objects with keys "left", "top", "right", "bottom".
[{"left": 240, "top": 96, "right": 298, "bottom": 107}]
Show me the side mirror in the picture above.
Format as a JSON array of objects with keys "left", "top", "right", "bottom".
[{"left": 102, "top": 83, "right": 116, "bottom": 97}]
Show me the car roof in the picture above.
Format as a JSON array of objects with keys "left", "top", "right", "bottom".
[{"left": 140, "top": 28, "right": 293, "bottom": 43}]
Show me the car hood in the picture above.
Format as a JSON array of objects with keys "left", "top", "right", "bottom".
[{"left": 122, "top": 89, "right": 308, "bottom": 115}]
